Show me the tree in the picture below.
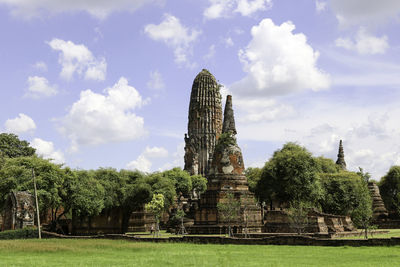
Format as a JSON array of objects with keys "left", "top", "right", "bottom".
[
  {"left": 217, "top": 193, "right": 241, "bottom": 237},
  {"left": 351, "top": 180, "right": 373, "bottom": 239},
  {"left": 287, "top": 201, "right": 311, "bottom": 235},
  {"left": 245, "top": 167, "right": 262, "bottom": 193},
  {"left": 0, "top": 157, "right": 63, "bottom": 214},
  {"left": 357, "top": 167, "right": 371, "bottom": 183},
  {"left": 0, "top": 133, "right": 35, "bottom": 158},
  {"left": 379, "top": 166, "right": 400, "bottom": 217},
  {"left": 70, "top": 170, "right": 105, "bottom": 218},
  {"left": 120, "top": 174, "right": 152, "bottom": 233},
  {"left": 145, "top": 193, "right": 165, "bottom": 238},
  {"left": 256, "top": 143, "right": 322, "bottom": 208},
  {"left": 173, "top": 208, "right": 187, "bottom": 235},
  {"left": 162, "top": 167, "right": 192, "bottom": 198},
  {"left": 190, "top": 174, "right": 207, "bottom": 198},
  {"left": 319, "top": 172, "right": 365, "bottom": 216},
  {"left": 314, "top": 156, "right": 340, "bottom": 174}
]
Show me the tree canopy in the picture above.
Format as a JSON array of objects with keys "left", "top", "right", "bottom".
[
  {"left": 256, "top": 143, "right": 322, "bottom": 207},
  {"left": 0, "top": 133, "right": 35, "bottom": 159},
  {"left": 379, "top": 166, "right": 400, "bottom": 216}
]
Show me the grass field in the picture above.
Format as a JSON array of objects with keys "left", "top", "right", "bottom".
[{"left": 0, "top": 239, "right": 400, "bottom": 266}]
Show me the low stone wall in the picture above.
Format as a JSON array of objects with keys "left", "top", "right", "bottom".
[{"left": 41, "top": 231, "right": 400, "bottom": 246}]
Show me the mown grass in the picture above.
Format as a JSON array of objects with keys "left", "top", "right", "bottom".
[{"left": 0, "top": 239, "right": 399, "bottom": 266}]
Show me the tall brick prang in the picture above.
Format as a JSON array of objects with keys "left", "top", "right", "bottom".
[{"left": 184, "top": 69, "right": 223, "bottom": 176}]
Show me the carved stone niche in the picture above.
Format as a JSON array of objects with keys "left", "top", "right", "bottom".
[{"left": 2, "top": 191, "right": 35, "bottom": 230}]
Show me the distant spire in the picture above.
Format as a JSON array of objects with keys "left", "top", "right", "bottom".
[
  {"left": 336, "top": 140, "right": 347, "bottom": 170},
  {"left": 222, "top": 95, "right": 237, "bottom": 135}
]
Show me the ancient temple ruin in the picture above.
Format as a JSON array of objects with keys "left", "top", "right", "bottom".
[
  {"left": 2, "top": 191, "right": 35, "bottom": 230},
  {"left": 191, "top": 95, "right": 262, "bottom": 234},
  {"left": 184, "top": 69, "right": 223, "bottom": 176},
  {"left": 336, "top": 140, "right": 347, "bottom": 170},
  {"left": 368, "top": 182, "right": 388, "bottom": 221}
]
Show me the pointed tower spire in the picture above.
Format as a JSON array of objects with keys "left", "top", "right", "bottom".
[
  {"left": 222, "top": 95, "right": 237, "bottom": 135},
  {"left": 184, "top": 69, "right": 223, "bottom": 176},
  {"left": 336, "top": 140, "right": 347, "bottom": 170}
]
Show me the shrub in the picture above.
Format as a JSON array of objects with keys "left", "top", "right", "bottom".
[{"left": 0, "top": 227, "right": 38, "bottom": 240}]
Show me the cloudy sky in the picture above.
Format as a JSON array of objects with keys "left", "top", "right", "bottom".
[{"left": 1, "top": 0, "right": 400, "bottom": 179}]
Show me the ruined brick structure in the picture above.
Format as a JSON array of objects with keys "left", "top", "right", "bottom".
[
  {"left": 184, "top": 69, "right": 223, "bottom": 176},
  {"left": 2, "top": 191, "right": 35, "bottom": 230},
  {"left": 264, "top": 209, "right": 356, "bottom": 234},
  {"left": 368, "top": 182, "right": 388, "bottom": 221},
  {"left": 190, "top": 95, "right": 262, "bottom": 234},
  {"left": 336, "top": 140, "right": 347, "bottom": 170}
]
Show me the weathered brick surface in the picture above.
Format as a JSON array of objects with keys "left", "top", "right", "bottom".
[{"left": 184, "top": 69, "right": 223, "bottom": 176}]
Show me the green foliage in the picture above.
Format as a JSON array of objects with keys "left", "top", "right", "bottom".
[
  {"left": 145, "top": 193, "right": 165, "bottom": 237},
  {"left": 256, "top": 143, "right": 322, "bottom": 207},
  {"left": 217, "top": 193, "right": 241, "bottom": 237},
  {"left": 173, "top": 209, "right": 186, "bottom": 220},
  {"left": 379, "top": 166, "right": 400, "bottom": 216},
  {"left": 0, "top": 227, "right": 38, "bottom": 240},
  {"left": 245, "top": 167, "right": 262, "bottom": 193},
  {"left": 162, "top": 167, "right": 192, "bottom": 197},
  {"left": 319, "top": 172, "right": 366, "bottom": 216},
  {"left": 357, "top": 167, "right": 371, "bottom": 183},
  {"left": 145, "top": 173, "right": 176, "bottom": 209},
  {"left": 145, "top": 193, "right": 165, "bottom": 217},
  {"left": 0, "top": 156, "right": 65, "bottom": 215},
  {"left": 94, "top": 168, "right": 125, "bottom": 209},
  {"left": 351, "top": 180, "right": 373, "bottom": 238},
  {"left": 0, "top": 133, "right": 35, "bottom": 158},
  {"left": 70, "top": 170, "right": 105, "bottom": 218},
  {"left": 314, "top": 156, "right": 340, "bottom": 173},
  {"left": 287, "top": 201, "right": 311, "bottom": 235},
  {"left": 190, "top": 174, "right": 207, "bottom": 196},
  {"left": 215, "top": 132, "right": 235, "bottom": 151}
]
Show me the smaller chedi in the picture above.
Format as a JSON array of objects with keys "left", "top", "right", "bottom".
[
  {"left": 191, "top": 95, "right": 262, "bottom": 234},
  {"left": 368, "top": 182, "right": 388, "bottom": 221},
  {"left": 2, "top": 191, "right": 35, "bottom": 230},
  {"left": 336, "top": 140, "right": 346, "bottom": 170}
]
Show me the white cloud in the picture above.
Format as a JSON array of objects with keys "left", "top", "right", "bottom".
[
  {"left": 126, "top": 155, "right": 152, "bottom": 172},
  {"left": 235, "top": 98, "right": 294, "bottom": 123},
  {"left": 33, "top": 61, "right": 47, "bottom": 72},
  {"left": 126, "top": 146, "right": 168, "bottom": 172},
  {"left": 59, "top": 77, "right": 147, "bottom": 151},
  {"left": 31, "top": 138, "right": 65, "bottom": 164},
  {"left": 322, "top": 48, "right": 400, "bottom": 87},
  {"left": 159, "top": 142, "right": 185, "bottom": 171},
  {"left": 330, "top": 0, "right": 400, "bottom": 27},
  {"left": 144, "top": 14, "right": 201, "bottom": 66},
  {"left": 204, "top": 45, "right": 216, "bottom": 61},
  {"left": 4, "top": 113, "right": 36, "bottom": 134},
  {"left": 237, "top": 99, "right": 400, "bottom": 180},
  {"left": 147, "top": 70, "right": 165, "bottom": 91},
  {"left": 204, "top": 0, "right": 272, "bottom": 19},
  {"left": 315, "top": 0, "right": 327, "bottom": 13},
  {"left": 335, "top": 28, "right": 389, "bottom": 55},
  {"left": 143, "top": 146, "right": 168, "bottom": 158},
  {"left": 26, "top": 76, "right": 57, "bottom": 98},
  {"left": 225, "top": 37, "right": 234, "bottom": 47},
  {"left": 0, "top": 0, "right": 159, "bottom": 19},
  {"left": 48, "top": 38, "right": 106, "bottom": 81},
  {"left": 231, "top": 18, "right": 330, "bottom": 97}
]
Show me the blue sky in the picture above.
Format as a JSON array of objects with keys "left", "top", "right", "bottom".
[{"left": 1, "top": 0, "right": 400, "bottom": 179}]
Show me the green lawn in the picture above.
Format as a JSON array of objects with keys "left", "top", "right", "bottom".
[{"left": 0, "top": 239, "right": 399, "bottom": 266}]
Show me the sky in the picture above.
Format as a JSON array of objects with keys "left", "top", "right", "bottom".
[{"left": 1, "top": 0, "right": 400, "bottom": 180}]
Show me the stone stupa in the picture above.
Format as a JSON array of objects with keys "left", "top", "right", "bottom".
[{"left": 190, "top": 95, "right": 262, "bottom": 234}]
